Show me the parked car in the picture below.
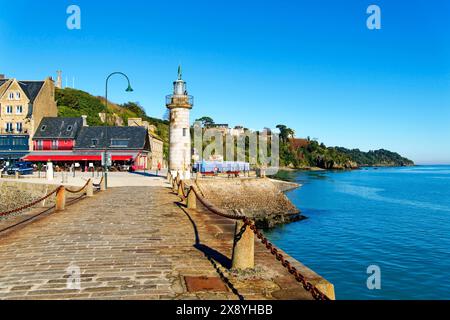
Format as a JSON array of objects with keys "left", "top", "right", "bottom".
[{"left": 6, "top": 162, "right": 34, "bottom": 176}]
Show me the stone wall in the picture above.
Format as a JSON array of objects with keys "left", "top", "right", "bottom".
[
  {"left": 0, "top": 180, "right": 58, "bottom": 213},
  {"left": 195, "top": 177, "right": 304, "bottom": 228}
]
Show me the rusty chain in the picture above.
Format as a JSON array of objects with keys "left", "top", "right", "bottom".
[
  {"left": 93, "top": 176, "right": 104, "bottom": 188},
  {"left": 166, "top": 171, "right": 330, "bottom": 300},
  {"left": 243, "top": 217, "right": 330, "bottom": 300},
  {"left": 65, "top": 179, "right": 91, "bottom": 194},
  {"left": 0, "top": 186, "right": 61, "bottom": 217}
]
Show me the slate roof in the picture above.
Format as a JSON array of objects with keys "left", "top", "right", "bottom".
[
  {"left": 74, "top": 126, "right": 149, "bottom": 150},
  {"left": 18, "top": 81, "right": 45, "bottom": 103},
  {"left": 0, "top": 79, "right": 45, "bottom": 108},
  {"left": 33, "top": 117, "right": 84, "bottom": 139}
]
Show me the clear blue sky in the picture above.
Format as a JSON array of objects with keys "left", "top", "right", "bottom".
[{"left": 0, "top": 0, "right": 449, "bottom": 164}]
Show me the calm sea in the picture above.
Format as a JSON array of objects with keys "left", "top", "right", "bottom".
[{"left": 266, "top": 166, "right": 450, "bottom": 300}]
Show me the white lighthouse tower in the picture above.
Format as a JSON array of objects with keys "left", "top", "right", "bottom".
[{"left": 166, "top": 66, "right": 193, "bottom": 179}]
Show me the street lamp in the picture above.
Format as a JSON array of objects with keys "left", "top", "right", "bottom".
[{"left": 104, "top": 72, "right": 134, "bottom": 189}]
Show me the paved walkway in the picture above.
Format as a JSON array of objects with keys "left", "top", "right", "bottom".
[
  {"left": 0, "top": 182, "right": 326, "bottom": 300},
  {"left": 1, "top": 170, "right": 169, "bottom": 188}
]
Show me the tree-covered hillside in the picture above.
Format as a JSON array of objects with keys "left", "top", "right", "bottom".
[
  {"left": 56, "top": 88, "right": 170, "bottom": 158},
  {"left": 334, "top": 147, "right": 414, "bottom": 167},
  {"left": 276, "top": 124, "right": 414, "bottom": 169}
]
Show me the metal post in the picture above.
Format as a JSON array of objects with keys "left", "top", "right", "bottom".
[
  {"left": 56, "top": 187, "right": 66, "bottom": 211},
  {"left": 231, "top": 219, "right": 255, "bottom": 270},
  {"left": 104, "top": 150, "right": 108, "bottom": 190}
]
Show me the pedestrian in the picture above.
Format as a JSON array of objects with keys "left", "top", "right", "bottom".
[{"left": 157, "top": 161, "right": 161, "bottom": 176}]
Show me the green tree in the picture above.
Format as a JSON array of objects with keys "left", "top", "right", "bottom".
[{"left": 195, "top": 116, "right": 215, "bottom": 127}]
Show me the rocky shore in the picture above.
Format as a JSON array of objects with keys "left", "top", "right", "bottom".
[{"left": 195, "top": 177, "right": 304, "bottom": 228}]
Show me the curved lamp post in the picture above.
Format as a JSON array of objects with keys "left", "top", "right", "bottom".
[{"left": 103, "top": 72, "right": 134, "bottom": 189}]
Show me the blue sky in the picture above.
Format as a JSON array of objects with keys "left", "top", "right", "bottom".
[{"left": 0, "top": 0, "right": 449, "bottom": 164}]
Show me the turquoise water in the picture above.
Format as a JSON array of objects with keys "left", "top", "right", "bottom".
[{"left": 265, "top": 166, "right": 450, "bottom": 300}]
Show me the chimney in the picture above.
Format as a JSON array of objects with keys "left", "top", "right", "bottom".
[{"left": 81, "top": 115, "right": 88, "bottom": 126}]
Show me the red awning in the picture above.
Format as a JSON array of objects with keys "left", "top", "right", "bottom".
[
  {"left": 23, "top": 154, "right": 137, "bottom": 162},
  {"left": 23, "top": 155, "right": 101, "bottom": 161},
  {"left": 111, "top": 155, "right": 135, "bottom": 161}
]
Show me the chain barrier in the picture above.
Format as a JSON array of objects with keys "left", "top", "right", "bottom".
[
  {"left": 0, "top": 176, "right": 105, "bottom": 218},
  {"left": 93, "top": 177, "right": 104, "bottom": 188},
  {"left": 167, "top": 171, "right": 330, "bottom": 300},
  {"left": 66, "top": 179, "right": 91, "bottom": 194},
  {"left": 0, "top": 186, "right": 61, "bottom": 217}
]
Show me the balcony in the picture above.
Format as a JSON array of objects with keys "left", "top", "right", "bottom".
[
  {"left": 165, "top": 94, "right": 194, "bottom": 108},
  {"left": 0, "top": 128, "right": 28, "bottom": 135}
]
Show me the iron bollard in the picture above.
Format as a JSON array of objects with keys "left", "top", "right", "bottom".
[
  {"left": 86, "top": 179, "right": 94, "bottom": 197},
  {"left": 56, "top": 187, "right": 66, "bottom": 211},
  {"left": 231, "top": 218, "right": 255, "bottom": 270}
]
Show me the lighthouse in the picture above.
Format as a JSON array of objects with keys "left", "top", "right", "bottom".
[{"left": 166, "top": 66, "right": 193, "bottom": 179}]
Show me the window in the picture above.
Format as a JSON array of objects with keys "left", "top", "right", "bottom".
[
  {"left": 110, "top": 139, "right": 129, "bottom": 147},
  {"left": 52, "top": 140, "right": 58, "bottom": 150},
  {"left": 183, "top": 128, "right": 187, "bottom": 137},
  {"left": 37, "top": 140, "right": 43, "bottom": 150},
  {"left": 5, "top": 123, "right": 13, "bottom": 132},
  {"left": 16, "top": 105, "right": 23, "bottom": 114},
  {"left": 6, "top": 105, "right": 13, "bottom": 114},
  {"left": 8, "top": 92, "right": 14, "bottom": 100},
  {"left": 12, "top": 138, "right": 26, "bottom": 146},
  {"left": 16, "top": 123, "right": 22, "bottom": 132},
  {"left": 41, "top": 125, "right": 47, "bottom": 131},
  {"left": 15, "top": 92, "right": 21, "bottom": 100},
  {"left": 91, "top": 139, "right": 98, "bottom": 147}
]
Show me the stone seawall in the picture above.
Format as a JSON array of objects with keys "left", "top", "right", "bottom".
[
  {"left": 0, "top": 181, "right": 59, "bottom": 213},
  {"left": 195, "top": 177, "right": 304, "bottom": 228}
]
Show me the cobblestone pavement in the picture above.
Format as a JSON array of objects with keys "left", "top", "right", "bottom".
[{"left": 0, "top": 183, "right": 323, "bottom": 300}]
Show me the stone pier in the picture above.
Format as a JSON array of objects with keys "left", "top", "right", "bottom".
[{"left": 0, "top": 182, "right": 334, "bottom": 300}]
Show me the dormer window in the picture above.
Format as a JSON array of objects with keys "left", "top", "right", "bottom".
[
  {"left": 67, "top": 125, "right": 73, "bottom": 132},
  {"left": 91, "top": 139, "right": 98, "bottom": 147},
  {"left": 41, "top": 125, "right": 47, "bottom": 131},
  {"left": 110, "top": 139, "right": 129, "bottom": 147}
]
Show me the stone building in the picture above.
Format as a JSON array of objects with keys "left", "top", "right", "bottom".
[
  {"left": 127, "top": 117, "right": 164, "bottom": 170},
  {"left": 166, "top": 66, "right": 193, "bottom": 179},
  {"left": 0, "top": 75, "right": 57, "bottom": 160},
  {"left": 24, "top": 117, "right": 150, "bottom": 170}
]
